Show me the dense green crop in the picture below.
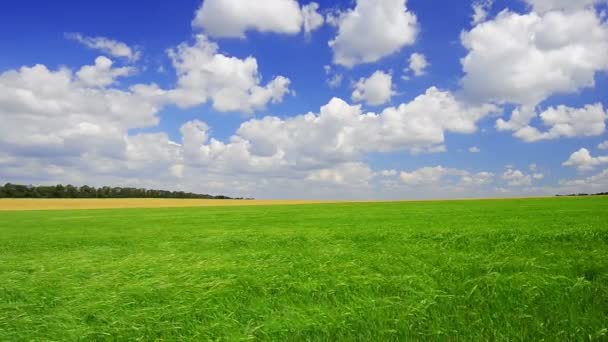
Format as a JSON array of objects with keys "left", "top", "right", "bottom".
[{"left": 1, "top": 197, "right": 607, "bottom": 340}]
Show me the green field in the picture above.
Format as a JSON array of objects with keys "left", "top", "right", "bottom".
[{"left": 1, "top": 197, "right": 607, "bottom": 340}]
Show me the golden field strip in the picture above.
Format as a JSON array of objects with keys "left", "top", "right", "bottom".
[{"left": 0, "top": 198, "right": 340, "bottom": 211}]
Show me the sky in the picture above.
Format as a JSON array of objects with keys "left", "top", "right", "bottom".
[{"left": 0, "top": 0, "right": 607, "bottom": 199}]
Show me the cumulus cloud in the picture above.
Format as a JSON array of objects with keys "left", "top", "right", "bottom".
[
  {"left": 462, "top": 9, "right": 608, "bottom": 107},
  {"left": 351, "top": 71, "right": 394, "bottom": 106},
  {"left": 0, "top": 59, "right": 189, "bottom": 193},
  {"left": 306, "top": 162, "right": 373, "bottom": 186},
  {"left": 562, "top": 148, "right": 608, "bottom": 171},
  {"left": 461, "top": 171, "right": 495, "bottom": 186},
  {"left": 399, "top": 166, "right": 494, "bottom": 187},
  {"left": 167, "top": 35, "right": 291, "bottom": 113},
  {"left": 324, "top": 65, "right": 343, "bottom": 88},
  {"left": 407, "top": 53, "right": 429, "bottom": 77},
  {"left": 559, "top": 168, "right": 608, "bottom": 192},
  {"left": 301, "top": 2, "right": 325, "bottom": 34},
  {"left": 400, "top": 166, "right": 466, "bottom": 185},
  {"left": 599, "top": 141, "right": 608, "bottom": 150},
  {"left": 66, "top": 33, "right": 141, "bottom": 62},
  {"left": 472, "top": 0, "right": 493, "bottom": 25},
  {"left": 524, "top": 0, "right": 606, "bottom": 13},
  {"left": 378, "top": 169, "right": 398, "bottom": 177},
  {"left": 192, "top": 0, "right": 323, "bottom": 38},
  {"left": 234, "top": 87, "right": 497, "bottom": 167},
  {"left": 76, "top": 56, "right": 135, "bottom": 87},
  {"left": 0, "top": 63, "right": 162, "bottom": 159},
  {"left": 469, "top": 146, "right": 481, "bottom": 153},
  {"left": 329, "top": 0, "right": 418, "bottom": 67},
  {"left": 461, "top": 7, "right": 608, "bottom": 136},
  {"left": 509, "top": 103, "right": 607, "bottom": 142},
  {"left": 502, "top": 168, "right": 536, "bottom": 186}
]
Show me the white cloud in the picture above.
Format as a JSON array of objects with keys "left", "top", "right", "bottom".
[
  {"left": 351, "top": 71, "right": 395, "bottom": 106},
  {"left": 169, "top": 164, "right": 185, "bottom": 179},
  {"left": 469, "top": 146, "right": 481, "bottom": 153},
  {"left": 562, "top": 148, "right": 608, "bottom": 171},
  {"left": 192, "top": 0, "right": 323, "bottom": 38},
  {"left": 509, "top": 103, "right": 607, "bottom": 142},
  {"left": 66, "top": 33, "right": 141, "bottom": 62},
  {"left": 378, "top": 169, "right": 398, "bottom": 177},
  {"left": 559, "top": 168, "right": 608, "bottom": 192},
  {"left": 167, "top": 34, "right": 291, "bottom": 113},
  {"left": 327, "top": 74, "right": 344, "bottom": 88},
  {"left": 599, "top": 140, "right": 608, "bottom": 150},
  {"left": 399, "top": 166, "right": 494, "bottom": 187},
  {"left": 400, "top": 166, "right": 466, "bottom": 185},
  {"left": 524, "top": 0, "right": 606, "bottom": 13},
  {"left": 306, "top": 162, "right": 373, "bottom": 186},
  {"left": 0, "top": 63, "right": 161, "bottom": 159},
  {"left": 302, "top": 2, "right": 325, "bottom": 34},
  {"left": 502, "top": 168, "right": 534, "bottom": 186},
  {"left": 407, "top": 53, "right": 429, "bottom": 77},
  {"left": 461, "top": 171, "right": 495, "bottom": 186},
  {"left": 0, "top": 36, "right": 501, "bottom": 201},
  {"left": 529, "top": 163, "right": 538, "bottom": 171},
  {"left": 76, "top": 56, "right": 135, "bottom": 87},
  {"left": 472, "top": 0, "right": 493, "bottom": 25},
  {"left": 329, "top": 0, "right": 418, "bottom": 67},
  {"left": 461, "top": 8, "right": 608, "bottom": 130},
  {"left": 234, "top": 87, "right": 496, "bottom": 168}
]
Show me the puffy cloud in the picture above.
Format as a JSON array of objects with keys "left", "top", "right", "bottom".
[
  {"left": 235, "top": 87, "right": 497, "bottom": 167},
  {"left": 167, "top": 35, "right": 291, "bottom": 113},
  {"left": 0, "top": 63, "right": 161, "bottom": 159},
  {"left": 509, "top": 103, "right": 607, "bottom": 142},
  {"left": 461, "top": 171, "right": 495, "bottom": 186},
  {"left": 192, "top": 0, "right": 323, "bottom": 38},
  {"left": 400, "top": 166, "right": 466, "bottom": 185},
  {"left": 76, "top": 56, "right": 135, "bottom": 87},
  {"left": 351, "top": 71, "right": 394, "bottom": 106},
  {"left": 462, "top": 9, "right": 608, "bottom": 107},
  {"left": 66, "top": 33, "right": 141, "bottom": 62},
  {"left": 524, "top": 0, "right": 606, "bottom": 13},
  {"left": 502, "top": 168, "right": 534, "bottom": 186},
  {"left": 562, "top": 148, "right": 608, "bottom": 171},
  {"left": 559, "top": 168, "right": 608, "bottom": 191},
  {"left": 472, "top": 0, "right": 494, "bottom": 25},
  {"left": 599, "top": 141, "right": 608, "bottom": 150},
  {"left": 462, "top": 7, "right": 608, "bottom": 138},
  {"left": 469, "top": 146, "right": 481, "bottom": 153},
  {"left": 399, "top": 166, "right": 494, "bottom": 187},
  {"left": 301, "top": 2, "right": 325, "bottom": 34},
  {"left": 378, "top": 169, "right": 398, "bottom": 177},
  {"left": 306, "top": 162, "right": 373, "bottom": 186},
  {"left": 407, "top": 53, "right": 429, "bottom": 77},
  {"left": 329, "top": 0, "right": 418, "bottom": 67},
  {"left": 324, "top": 65, "right": 344, "bottom": 88}
]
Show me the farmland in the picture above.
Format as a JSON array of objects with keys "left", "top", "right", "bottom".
[{"left": 1, "top": 197, "right": 607, "bottom": 340}]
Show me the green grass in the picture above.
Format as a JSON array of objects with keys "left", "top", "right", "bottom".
[{"left": 1, "top": 197, "right": 607, "bottom": 341}]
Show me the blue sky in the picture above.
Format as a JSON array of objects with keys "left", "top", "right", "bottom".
[{"left": 0, "top": 0, "right": 607, "bottom": 199}]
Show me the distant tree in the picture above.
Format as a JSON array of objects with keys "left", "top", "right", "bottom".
[{"left": 0, "top": 182, "right": 237, "bottom": 200}]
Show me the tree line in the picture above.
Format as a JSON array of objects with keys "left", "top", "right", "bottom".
[
  {"left": 556, "top": 192, "right": 608, "bottom": 197},
  {"left": 0, "top": 183, "right": 239, "bottom": 199}
]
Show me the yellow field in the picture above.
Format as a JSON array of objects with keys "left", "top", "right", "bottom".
[{"left": 0, "top": 199, "right": 338, "bottom": 211}]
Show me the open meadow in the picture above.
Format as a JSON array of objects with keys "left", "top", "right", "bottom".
[{"left": 1, "top": 197, "right": 607, "bottom": 340}]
